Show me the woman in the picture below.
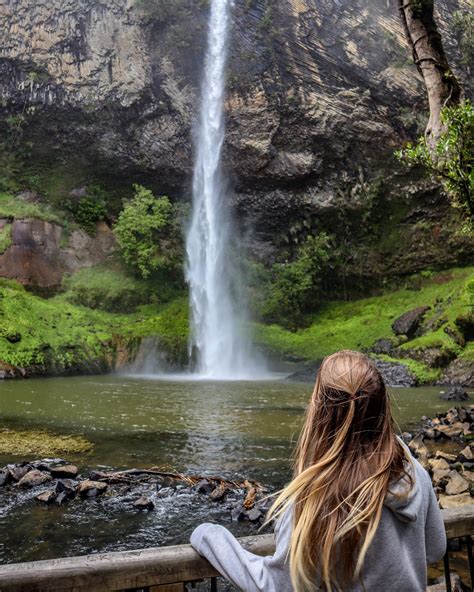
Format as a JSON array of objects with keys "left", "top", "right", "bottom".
[{"left": 190, "top": 350, "right": 446, "bottom": 591}]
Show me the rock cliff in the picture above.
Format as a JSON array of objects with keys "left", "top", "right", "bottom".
[{"left": 0, "top": 0, "right": 472, "bottom": 278}]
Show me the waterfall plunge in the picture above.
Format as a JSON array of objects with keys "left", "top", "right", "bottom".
[{"left": 185, "top": 0, "right": 264, "bottom": 379}]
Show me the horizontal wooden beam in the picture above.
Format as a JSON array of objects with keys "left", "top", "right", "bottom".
[
  {"left": 1, "top": 506, "right": 474, "bottom": 591},
  {"left": 0, "top": 535, "right": 275, "bottom": 592}
]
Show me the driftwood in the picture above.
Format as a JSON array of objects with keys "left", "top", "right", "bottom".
[{"left": 94, "top": 468, "right": 265, "bottom": 508}]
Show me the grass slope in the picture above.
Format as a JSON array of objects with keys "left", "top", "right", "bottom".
[{"left": 255, "top": 268, "right": 473, "bottom": 376}]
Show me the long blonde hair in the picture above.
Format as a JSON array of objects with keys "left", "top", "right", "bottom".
[{"left": 268, "top": 350, "right": 409, "bottom": 591}]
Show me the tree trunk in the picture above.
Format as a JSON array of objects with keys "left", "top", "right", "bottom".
[{"left": 398, "top": 0, "right": 462, "bottom": 146}]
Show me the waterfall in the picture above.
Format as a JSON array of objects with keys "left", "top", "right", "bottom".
[{"left": 185, "top": 0, "right": 263, "bottom": 379}]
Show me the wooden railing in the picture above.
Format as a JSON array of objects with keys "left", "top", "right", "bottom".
[{"left": 0, "top": 506, "right": 474, "bottom": 592}]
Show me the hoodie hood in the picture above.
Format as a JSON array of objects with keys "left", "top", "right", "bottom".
[{"left": 384, "top": 439, "right": 421, "bottom": 523}]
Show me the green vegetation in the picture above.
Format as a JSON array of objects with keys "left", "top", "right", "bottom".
[
  {"left": 396, "top": 100, "right": 473, "bottom": 220},
  {"left": 0, "top": 277, "right": 189, "bottom": 373},
  {"left": 254, "top": 268, "right": 473, "bottom": 383},
  {"left": 0, "top": 191, "right": 63, "bottom": 224},
  {"left": 250, "top": 233, "right": 331, "bottom": 329},
  {"left": 0, "top": 223, "right": 12, "bottom": 254},
  {"left": 114, "top": 184, "right": 180, "bottom": 278},
  {"left": 62, "top": 264, "right": 180, "bottom": 313},
  {"left": 67, "top": 186, "right": 107, "bottom": 234},
  {"left": 0, "top": 429, "right": 92, "bottom": 456}
]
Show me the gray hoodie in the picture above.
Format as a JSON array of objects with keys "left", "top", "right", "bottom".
[{"left": 190, "top": 456, "right": 446, "bottom": 591}]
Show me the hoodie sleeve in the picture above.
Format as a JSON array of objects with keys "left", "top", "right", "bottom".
[
  {"left": 190, "top": 510, "right": 293, "bottom": 592},
  {"left": 423, "top": 469, "right": 447, "bottom": 563}
]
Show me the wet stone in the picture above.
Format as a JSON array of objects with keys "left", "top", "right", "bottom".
[
  {"left": 246, "top": 508, "right": 263, "bottom": 522},
  {"left": 445, "top": 470, "right": 469, "bottom": 496},
  {"left": 77, "top": 479, "right": 107, "bottom": 498},
  {"left": 459, "top": 446, "right": 473, "bottom": 461},
  {"left": 18, "top": 470, "right": 52, "bottom": 488},
  {"left": 50, "top": 464, "right": 78, "bottom": 479},
  {"left": 231, "top": 505, "right": 246, "bottom": 522},
  {"left": 0, "top": 469, "right": 12, "bottom": 486},
  {"left": 134, "top": 496, "right": 154, "bottom": 511},
  {"left": 9, "top": 465, "right": 32, "bottom": 482},
  {"left": 55, "top": 479, "right": 77, "bottom": 498},
  {"left": 210, "top": 484, "right": 227, "bottom": 502},
  {"left": 440, "top": 387, "right": 470, "bottom": 401},
  {"left": 429, "top": 458, "right": 450, "bottom": 471},
  {"left": 195, "top": 479, "right": 214, "bottom": 494},
  {"left": 36, "top": 490, "right": 56, "bottom": 504},
  {"left": 55, "top": 491, "right": 70, "bottom": 506}
]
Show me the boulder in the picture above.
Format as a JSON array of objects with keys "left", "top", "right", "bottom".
[
  {"left": 459, "top": 446, "right": 473, "bottom": 461},
  {"left": 371, "top": 339, "right": 395, "bottom": 355},
  {"left": 55, "top": 479, "right": 77, "bottom": 499},
  {"left": 194, "top": 479, "right": 214, "bottom": 494},
  {"left": 445, "top": 470, "right": 469, "bottom": 495},
  {"left": 440, "top": 386, "right": 470, "bottom": 401},
  {"left": 434, "top": 423, "right": 465, "bottom": 439},
  {"left": 435, "top": 451, "right": 457, "bottom": 462},
  {"left": 18, "top": 470, "right": 52, "bottom": 488},
  {"left": 9, "top": 464, "right": 32, "bottom": 482},
  {"left": 432, "top": 468, "right": 450, "bottom": 486},
  {"left": 210, "top": 484, "right": 228, "bottom": 502},
  {"left": 439, "top": 493, "right": 472, "bottom": 508},
  {"left": 429, "top": 458, "right": 450, "bottom": 471},
  {"left": 50, "top": 464, "right": 79, "bottom": 479},
  {"left": 133, "top": 496, "right": 154, "bottom": 511},
  {"left": 408, "top": 434, "right": 430, "bottom": 458},
  {"left": 77, "top": 479, "right": 107, "bottom": 498},
  {"left": 391, "top": 306, "right": 430, "bottom": 338},
  {"left": 36, "top": 490, "right": 56, "bottom": 504},
  {"left": 246, "top": 507, "right": 263, "bottom": 522},
  {"left": 439, "top": 358, "right": 474, "bottom": 388},
  {"left": 374, "top": 360, "right": 416, "bottom": 387}
]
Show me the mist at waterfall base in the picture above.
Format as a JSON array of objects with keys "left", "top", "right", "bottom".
[{"left": 133, "top": 0, "right": 271, "bottom": 381}]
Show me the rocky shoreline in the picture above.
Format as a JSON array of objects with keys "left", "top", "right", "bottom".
[{"left": 0, "top": 461, "right": 269, "bottom": 524}]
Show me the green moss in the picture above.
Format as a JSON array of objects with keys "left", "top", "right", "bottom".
[
  {"left": 0, "top": 278, "right": 188, "bottom": 373},
  {"left": 0, "top": 192, "right": 63, "bottom": 224},
  {"left": 0, "top": 428, "right": 92, "bottom": 456},
  {"left": 127, "top": 297, "right": 189, "bottom": 364},
  {"left": 255, "top": 267, "right": 473, "bottom": 361},
  {"left": 0, "top": 223, "right": 12, "bottom": 254}
]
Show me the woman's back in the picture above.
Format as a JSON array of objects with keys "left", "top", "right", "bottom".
[
  {"left": 191, "top": 455, "right": 446, "bottom": 591},
  {"left": 191, "top": 351, "right": 446, "bottom": 591}
]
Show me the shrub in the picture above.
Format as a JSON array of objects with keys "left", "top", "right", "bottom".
[
  {"left": 114, "top": 184, "right": 176, "bottom": 278},
  {"left": 69, "top": 186, "right": 107, "bottom": 234},
  {"left": 259, "top": 233, "right": 331, "bottom": 329},
  {"left": 0, "top": 223, "right": 12, "bottom": 254}
]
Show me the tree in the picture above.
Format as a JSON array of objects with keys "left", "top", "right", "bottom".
[
  {"left": 398, "top": 0, "right": 462, "bottom": 145},
  {"left": 114, "top": 184, "right": 173, "bottom": 278},
  {"left": 396, "top": 100, "right": 473, "bottom": 218}
]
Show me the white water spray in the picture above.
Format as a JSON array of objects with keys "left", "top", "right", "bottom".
[{"left": 185, "top": 0, "right": 263, "bottom": 379}]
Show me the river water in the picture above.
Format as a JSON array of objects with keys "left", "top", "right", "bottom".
[{"left": 0, "top": 375, "right": 454, "bottom": 563}]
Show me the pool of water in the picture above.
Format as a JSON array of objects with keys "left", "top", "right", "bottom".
[{"left": 0, "top": 375, "right": 454, "bottom": 563}]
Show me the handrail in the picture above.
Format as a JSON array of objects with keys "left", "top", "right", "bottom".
[{"left": 0, "top": 506, "right": 473, "bottom": 591}]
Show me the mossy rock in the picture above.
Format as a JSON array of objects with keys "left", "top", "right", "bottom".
[{"left": 0, "top": 429, "right": 93, "bottom": 456}]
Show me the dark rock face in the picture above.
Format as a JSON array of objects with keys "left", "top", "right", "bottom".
[
  {"left": 392, "top": 306, "right": 431, "bottom": 338},
  {"left": 0, "top": 0, "right": 472, "bottom": 281},
  {"left": 439, "top": 358, "right": 474, "bottom": 387}
]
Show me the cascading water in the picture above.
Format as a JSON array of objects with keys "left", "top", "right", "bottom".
[{"left": 185, "top": 0, "right": 263, "bottom": 379}]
